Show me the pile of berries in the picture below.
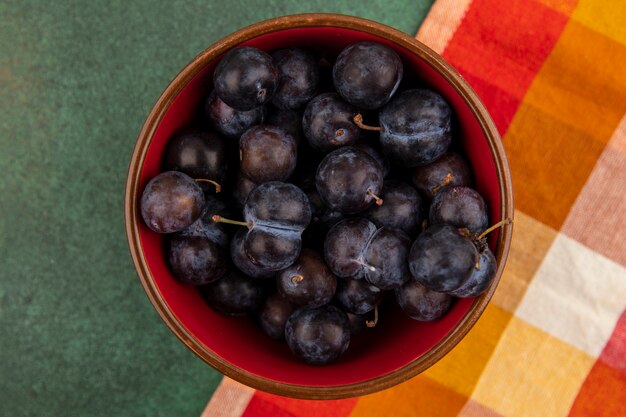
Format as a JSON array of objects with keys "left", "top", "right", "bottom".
[{"left": 140, "top": 42, "right": 508, "bottom": 365}]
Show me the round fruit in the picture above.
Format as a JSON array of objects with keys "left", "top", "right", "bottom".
[
  {"left": 302, "top": 93, "right": 360, "bottom": 151},
  {"left": 140, "top": 171, "right": 204, "bottom": 234},
  {"left": 205, "top": 91, "right": 265, "bottom": 139},
  {"left": 277, "top": 249, "right": 337, "bottom": 308},
  {"left": 230, "top": 229, "right": 275, "bottom": 279},
  {"left": 201, "top": 269, "right": 268, "bottom": 316},
  {"left": 447, "top": 247, "right": 496, "bottom": 298},
  {"left": 379, "top": 88, "right": 452, "bottom": 167},
  {"left": 429, "top": 186, "right": 488, "bottom": 234},
  {"left": 232, "top": 172, "right": 257, "bottom": 209},
  {"left": 177, "top": 195, "right": 230, "bottom": 248},
  {"left": 271, "top": 48, "right": 319, "bottom": 110},
  {"left": 324, "top": 218, "right": 410, "bottom": 289},
  {"left": 213, "top": 46, "right": 278, "bottom": 111},
  {"left": 361, "top": 227, "right": 412, "bottom": 290},
  {"left": 164, "top": 130, "right": 226, "bottom": 185},
  {"left": 259, "top": 293, "right": 296, "bottom": 340},
  {"left": 365, "top": 180, "right": 423, "bottom": 236},
  {"left": 408, "top": 224, "right": 478, "bottom": 292},
  {"left": 239, "top": 125, "right": 297, "bottom": 183},
  {"left": 333, "top": 41, "right": 403, "bottom": 109},
  {"left": 324, "top": 218, "right": 378, "bottom": 278},
  {"left": 336, "top": 277, "right": 383, "bottom": 315},
  {"left": 285, "top": 305, "right": 351, "bottom": 365},
  {"left": 395, "top": 280, "right": 453, "bottom": 321},
  {"left": 266, "top": 107, "right": 303, "bottom": 145},
  {"left": 215, "top": 182, "right": 311, "bottom": 274},
  {"left": 412, "top": 152, "right": 472, "bottom": 200},
  {"left": 167, "top": 236, "right": 227, "bottom": 285},
  {"left": 316, "top": 146, "right": 383, "bottom": 214}
]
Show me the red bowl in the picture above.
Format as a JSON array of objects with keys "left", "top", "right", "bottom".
[{"left": 125, "top": 14, "right": 513, "bottom": 399}]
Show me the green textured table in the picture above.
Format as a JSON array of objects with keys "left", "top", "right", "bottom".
[{"left": 0, "top": 1, "right": 434, "bottom": 416}]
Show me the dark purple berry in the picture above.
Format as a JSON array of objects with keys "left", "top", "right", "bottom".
[
  {"left": 324, "top": 218, "right": 410, "bottom": 289},
  {"left": 277, "top": 249, "right": 337, "bottom": 308},
  {"left": 164, "top": 130, "right": 226, "bottom": 185},
  {"left": 412, "top": 152, "right": 472, "bottom": 200},
  {"left": 324, "top": 218, "right": 378, "bottom": 278},
  {"left": 230, "top": 229, "right": 275, "bottom": 279},
  {"left": 244, "top": 227, "right": 303, "bottom": 272},
  {"left": 168, "top": 236, "right": 227, "bottom": 285},
  {"left": 266, "top": 107, "right": 303, "bottom": 145},
  {"left": 448, "top": 247, "right": 496, "bottom": 298},
  {"left": 316, "top": 147, "right": 383, "bottom": 214},
  {"left": 353, "top": 140, "right": 390, "bottom": 178},
  {"left": 205, "top": 91, "right": 265, "bottom": 139},
  {"left": 285, "top": 305, "right": 351, "bottom": 365},
  {"left": 140, "top": 171, "right": 204, "bottom": 234},
  {"left": 213, "top": 47, "right": 278, "bottom": 110},
  {"left": 271, "top": 48, "right": 319, "bottom": 110},
  {"left": 239, "top": 125, "right": 297, "bottom": 183},
  {"left": 259, "top": 293, "right": 296, "bottom": 340},
  {"left": 365, "top": 180, "right": 423, "bottom": 236},
  {"left": 201, "top": 269, "right": 268, "bottom": 316},
  {"left": 222, "top": 182, "right": 311, "bottom": 274},
  {"left": 429, "top": 186, "right": 488, "bottom": 234},
  {"left": 335, "top": 277, "right": 383, "bottom": 315},
  {"left": 408, "top": 224, "right": 478, "bottom": 292},
  {"left": 177, "top": 195, "right": 230, "bottom": 248},
  {"left": 302, "top": 93, "right": 360, "bottom": 151},
  {"left": 232, "top": 172, "right": 257, "bottom": 209},
  {"left": 395, "top": 280, "right": 453, "bottom": 321},
  {"left": 333, "top": 42, "right": 403, "bottom": 109},
  {"left": 361, "top": 227, "right": 412, "bottom": 290},
  {"left": 379, "top": 89, "right": 452, "bottom": 167}
]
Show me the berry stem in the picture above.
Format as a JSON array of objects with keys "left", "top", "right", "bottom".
[
  {"left": 366, "top": 305, "right": 379, "bottom": 328},
  {"left": 291, "top": 274, "right": 304, "bottom": 285},
  {"left": 477, "top": 218, "right": 512, "bottom": 240},
  {"left": 431, "top": 172, "right": 453, "bottom": 194},
  {"left": 211, "top": 215, "right": 251, "bottom": 228},
  {"left": 195, "top": 179, "right": 222, "bottom": 193},
  {"left": 353, "top": 114, "right": 383, "bottom": 132},
  {"left": 367, "top": 189, "right": 384, "bottom": 206},
  {"left": 355, "top": 259, "right": 376, "bottom": 272}
]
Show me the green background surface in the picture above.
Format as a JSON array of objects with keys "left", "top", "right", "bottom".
[{"left": 0, "top": 1, "right": 434, "bottom": 416}]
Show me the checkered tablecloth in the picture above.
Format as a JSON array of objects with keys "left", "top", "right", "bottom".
[{"left": 201, "top": 1, "right": 626, "bottom": 416}]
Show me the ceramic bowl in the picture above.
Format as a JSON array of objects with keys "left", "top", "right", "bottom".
[{"left": 124, "top": 13, "right": 513, "bottom": 399}]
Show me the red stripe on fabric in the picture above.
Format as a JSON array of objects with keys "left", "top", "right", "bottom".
[
  {"left": 599, "top": 309, "right": 626, "bottom": 373},
  {"left": 442, "top": 0, "right": 570, "bottom": 134},
  {"left": 241, "top": 392, "right": 357, "bottom": 417},
  {"left": 567, "top": 361, "right": 626, "bottom": 417},
  {"left": 568, "top": 308, "right": 626, "bottom": 416},
  {"left": 242, "top": 396, "right": 298, "bottom": 417}
]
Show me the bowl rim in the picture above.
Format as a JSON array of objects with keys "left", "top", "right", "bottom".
[{"left": 124, "top": 13, "right": 514, "bottom": 399}]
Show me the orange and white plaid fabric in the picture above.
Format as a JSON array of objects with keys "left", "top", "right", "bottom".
[{"left": 202, "top": 1, "right": 626, "bottom": 415}]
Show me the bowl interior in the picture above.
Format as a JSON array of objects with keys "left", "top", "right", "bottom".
[{"left": 135, "top": 26, "right": 502, "bottom": 388}]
